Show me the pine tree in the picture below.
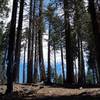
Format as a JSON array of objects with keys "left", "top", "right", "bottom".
[{"left": 45, "top": 4, "right": 56, "bottom": 84}]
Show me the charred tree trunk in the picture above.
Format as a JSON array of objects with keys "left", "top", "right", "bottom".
[
  {"left": 78, "top": 36, "right": 81, "bottom": 84},
  {"left": 6, "top": 0, "right": 18, "bottom": 94},
  {"left": 64, "top": 0, "right": 74, "bottom": 84},
  {"left": 78, "top": 37, "right": 85, "bottom": 85},
  {"left": 47, "top": 23, "right": 51, "bottom": 84},
  {"left": 13, "top": 0, "right": 24, "bottom": 83},
  {"left": 29, "top": 0, "right": 36, "bottom": 83},
  {"left": 88, "top": 0, "right": 100, "bottom": 83},
  {"left": 27, "top": 0, "right": 33, "bottom": 83}
]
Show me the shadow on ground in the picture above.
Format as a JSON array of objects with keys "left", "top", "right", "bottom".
[{"left": 0, "top": 92, "right": 100, "bottom": 100}]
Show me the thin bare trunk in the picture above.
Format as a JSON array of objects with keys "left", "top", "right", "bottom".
[
  {"left": 54, "top": 43, "right": 57, "bottom": 83},
  {"left": 60, "top": 41, "right": 65, "bottom": 83}
]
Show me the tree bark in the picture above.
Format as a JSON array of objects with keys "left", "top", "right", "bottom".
[
  {"left": 64, "top": 0, "right": 74, "bottom": 84},
  {"left": 27, "top": 0, "right": 33, "bottom": 83},
  {"left": 6, "top": 0, "right": 18, "bottom": 94},
  {"left": 33, "top": 26, "right": 38, "bottom": 83},
  {"left": 47, "top": 23, "right": 51, "bottom": 84},
  {"left": 54, "top": 43, "right": 57, "bottom": 83},
  {"left": 60, "top": 33, "right": 65, "bottom": 83},
  {"left": 88, "top": 0, "right": 100, "bottom": 83},
  {"left": 80, "top": 39, "right": 86, "bottom": 84},
  {"left": 38, "top": 0, "right": 46, "bottom": 81},
  {"left": 13, "top": 0, "right": 24, "bottom": 83}
]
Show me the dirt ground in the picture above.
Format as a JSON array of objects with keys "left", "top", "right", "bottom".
[{"left": 0, "top": 84, "right": 100, "bottom": 100}]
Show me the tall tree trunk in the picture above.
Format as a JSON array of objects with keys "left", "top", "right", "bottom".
[
  {"left": 13, "top": 0, "right": 24, "bottom": 83},
  {"left": 23, "top": 41, "right": 26, "bottom": 83},
  {"left": 78, "top": 36, "right": 81, "bottom": 84},
  {"left": 88, "top": 48, "right": 99, "bottom": 84},
  {"left": 29, "top": 0, "right": 36, "bottom": 83},
  {"left": 38, "top": 0, "right": 46, "bottom": 81},
  {"left": 80, "top": 39, "right": 86, "bottom": 84},
  {"left": 92, "top": 67, "right": 96, "bottom": 84},
  {"left": 74, "top": 60, "right": 78, "bottom": 83},
  {"left": 95, "top": 62, "right": 99, "bottom": 83},
  {"left": 60, "top": 34, "right": 65, "bottom": 83},
  {"left": 64, "top": 0, "right": 74, "bottom": 84},
  {"left": 54, "top": 43, "right": 57, "bottom": 83},
  {"left": 33, "top": 26, "right": 38, "bottom": 83},
  {"left": 6, "top": 0, "right": 18, "bottom": 94},
  {"left": 88, "top": 0, "right": 100, "bottom": 83},
  {"left": 47, "top": 23, "right": 51, "bottom": 84},
  {"left": 78, "top": 37, "right": 85, "bottom": 85},
  {"left": 27, "top": 0, "right": 33, "bottom": 83}
]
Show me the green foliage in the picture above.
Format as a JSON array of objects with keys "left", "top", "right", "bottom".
[
  {"left": 45, "top": 4, "right": 56, "bottom": 22},
  {"left": 50, "top": 16, "right": 64, "bottom": 50},
  {"left": 45, "top": 3, "right": 64, "bottom": 52},
  {"left": 0, "top": 23, "right": 9, "bottom": 84}
]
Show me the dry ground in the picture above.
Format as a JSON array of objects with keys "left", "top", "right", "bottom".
[{"left": 0, "top": 84, "right": 100, "bottom": 100}]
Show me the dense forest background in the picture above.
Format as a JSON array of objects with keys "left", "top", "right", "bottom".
[{"left": 0, "top": 0, "right": 100, "bottom": 94}]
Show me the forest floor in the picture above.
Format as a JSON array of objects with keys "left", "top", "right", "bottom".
[{"left": 0, "top": 83, "right": 100, "bottom": 100}]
